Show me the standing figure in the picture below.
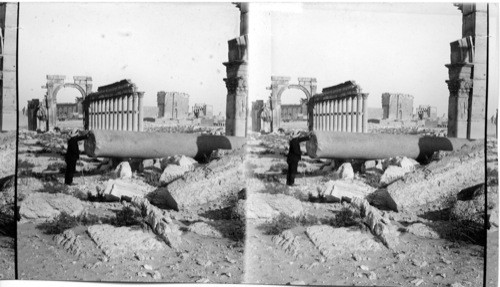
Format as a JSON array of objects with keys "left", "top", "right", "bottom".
[
  {"left": 64, "top": 131, "right": 89, "bottom": 185},
  {"left": 286, "top": 131, "right": 311, "bottom": 186}
]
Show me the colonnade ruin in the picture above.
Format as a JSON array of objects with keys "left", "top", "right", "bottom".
[
  {"left": 309, "top": 81, "right": 368, "bottom": 133},
  {"left": 85, "top": 80, "right": 144, "bottom": 132}
]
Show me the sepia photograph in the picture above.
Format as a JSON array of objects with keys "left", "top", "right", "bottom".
[
  {"left": 16, "top": 2, "right": 246, "bottom": 282},
  {"left": 245, "top": 2, "right": 498, "bottom": 286}
]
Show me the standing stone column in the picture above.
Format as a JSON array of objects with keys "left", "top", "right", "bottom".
[
  {"left": 97, "top": 100, "right": 101, "bottom": 129},
  {"left": 112, "top": 98, "right": 117, "bottom": 130},
  {"left": 351, "top": 96, "right": 356, "bottom": 132},
  {"left": 132, "top": 93, "right": 138, "bottom": 131},
  {"left": 341, "top": 98, "right": 346, "bottom": 131},
  {"left": 356, "top": 94, "right": 362, "bottom": 132},
  {"left": 138, "top": 92, "right": 144, "bottom": 132},
  {"left": 319, "top": 102, "right": 324, "bottom": 130},
  {"left": 107, "top": 99, "right": 112, "bottom": 130},
  {"left": 327, "top": 100, "right": 332, "bottom": 131},
  {"left": 121, "top": 96, "right": 126, "bottom": 131},
  {"left": 335, "top": 100, "right": 340, "bottom": 131},
  {"left": 362, "top": 94, "right": 368, "bottom": 133},
  {"left": 346, "top": 97, "right": 352, "bottom": 132},
  {"left": 117, "top": 97, "right": 122, "bottom": 131},
  {"left": 127, "top": 95, "right": 132, "bottom": 131}
]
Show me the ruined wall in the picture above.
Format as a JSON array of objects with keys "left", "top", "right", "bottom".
[
  {"left": 193, "top": 103, "right": 213, "bottom": 118},
  {"left": 56, "top": 103, "right": 79, "bottom": 120},
  {"left": 0, "top": 3, "right": 17, "bottom": 131},
  {"left": 416, "top": 105, "right": 438, "bottom": 120},
  {"left": 381, "top": 93, "right": 414, "bottom": 121},
  {"left": 157, "top": 92, "right": 189, "bottom": 119}
]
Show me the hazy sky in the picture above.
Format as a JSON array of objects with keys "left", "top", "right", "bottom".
[
  {"left": 19, "top": 2, "right": 239, "bottom": 115},
  {"left": 250, "top": 2, "right": 499, "bottom": 117}
]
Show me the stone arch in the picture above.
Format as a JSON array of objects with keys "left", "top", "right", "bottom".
[
  {"left": 268, "top": 76, "right": 317, "bottom": 131},
  {"left": 43, "top": 75, "right": 92, "bottom": 129}
]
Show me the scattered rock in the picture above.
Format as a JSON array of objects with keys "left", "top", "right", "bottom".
[
  {"left": 406, "top": 223, "right": 440, "bottom": 239},
  {"left": 366, "top": 189, "right": 398, "bottom": 212},
  {"left": 338, "top": 162, "right": 354, "bottom": 179},
  {"left": 380, "top": 165, "right": 406, "bottom": 185},
  {"left": 143, "top": 264, "right": 153, "bottom": 270},
  {"left": 20, "top": 192, "right": 85, "bottom": 220},
  {"left": 287, "top": 280, "right": 306, "bottom": 285},
  {"left": 318, "top": 179, "right": 375, "bottom": 201},
  {"left": 272, "top": 230, "right": 301, "bottom": 258},
  {"left": 306, "top": 225, "right": 382, "bottom": 259},
  {"left": 102, "top": 179, "right": 150, "bottom": 201},
  {"left": 115, "top": 161, "right": 132, "bottom": 179},
  {"left": 188, "top": 222, "right": 224, "bottom": 238},
  {"left": 159, "top": 164, "right": 190, "bottom": 185},
  {"left": 87, "top": 224, "right": 165, "bottom": 258},
  {"left": 246, "top": 193, "right": 303, "bottom": 220},
  {"left": 399, "top": 157, "right": 419, "bottom": 172},
  {"left": 54, "top": 229, "right": 86, "bottom": 258}
]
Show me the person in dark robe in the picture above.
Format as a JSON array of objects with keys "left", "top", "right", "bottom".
[
  {"left": 286, "top": 131, "right": 311, "bottom": 186},
  {"left": 64, "top": 131, "right": 89, "bottom": 185}
]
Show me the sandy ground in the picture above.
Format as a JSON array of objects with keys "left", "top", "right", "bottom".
[{"left": 17, "top": 128, "right": 244, "bottom": 282}]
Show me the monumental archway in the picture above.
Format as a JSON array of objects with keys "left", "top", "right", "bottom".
[
  {"left": 43, "top": 75, "right": 92, "bottom": 128},
  {"left": 268, "top": 76, "right": 317, "bottom": 131}
]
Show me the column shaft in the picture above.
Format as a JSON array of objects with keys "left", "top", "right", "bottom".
[
  {"left": 362, "top": 95, "right": 368, "bottom": 133},
  {"left": 121, "top": 96, "right": 126, "bottom": 131},
  {"left": 127, "top": 95, "right": 133, "bottom": 131},
  {"left": 346, "top": 97, "right": 352, "bottom": 132},
  {"left": 138, "top": 93, "right": 144, "bottom": 132},
  {"left": 356, "top": 95, "right": 362, "bottom": 132}
]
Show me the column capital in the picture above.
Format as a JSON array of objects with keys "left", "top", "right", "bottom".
[{"left": 446, "top": 79, "right": 473, "bottom": 95}]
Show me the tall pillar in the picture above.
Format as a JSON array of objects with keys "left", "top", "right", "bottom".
[
  {"left": 334, "top": 100, "right": 339, "bottom": 131},
  {"left": 112, "top": 98, "right": 117, "bottom": 130},
  {"left": 99, "top": 99, "right": 104, "bottom": 129},
  {"left": 132, "top": 93, "right": 138, "bottom": 131},
  {"left": 327, "top": 100, "right": 332, "bottom": 131},
  {"left": 351, "top": 96, "right": 356, "bottom": 132},
  {"left": 356, "top": 94, "right": 362, "bottom": 132},
  {"left": 346, "top": 97, "right": 352, "bottom": 132},
  {"left": 127, "top": 95, "right": 133, "bottom": 131},
  {"left": 320, "top": 102, "right": 324, "bottom": 130},
  {"left": 341, "top": 98, "right": 346, "bottom": 131},
  {"left": 138, "top": 92, "right": 144, "bottom": 132},
  {"left": 362, "top": 94, "right": 368, "bottom": 133},
  {"left": 121, "top": 96, "right": 126, "bottom": 131},
  {"left": 106, "top": 99, "right": 111, "bottom": 130},
  {"left": 117, "top": 97, "right": 122, "bottom": 131}
]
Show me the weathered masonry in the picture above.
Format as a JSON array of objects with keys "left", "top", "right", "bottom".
[
  {"left": 309, "top": 81, "right": 368, "bottom": 132},
  {"left": 381, "top": 93, "right": 414, "bottom": 121},
  {"left": 0, "top": 3, "right": 17, "bottom": 131},
  {"left": 27, "top": 99, "right": 39, "bottom": 131},
  {"left": 224, "top": 3, "right": 248, "bottom": 137},
  {"left": 269, "top": 76, "right": 317, "bottom": 131},
  {"left": 416, "top": 105, "right": 437, "bottom": 120},
  {"left": 84, "top": 79, "right": 144, "bottom": 132},
  {"left": 446, "top": 3, "right": 488, "bottom": 139},
  {"left": 157, "top": 92, "right": 189, "bottom": 119},
  {"left": 43, "top": 75, "right": 92, "bottom": 129},
  {"left": 192, "top": 103, "right": 213, "bottom": 118}
]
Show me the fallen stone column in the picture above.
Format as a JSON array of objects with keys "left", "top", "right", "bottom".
[
  {"left": 306, "top": 131, "right": 478, "bottom": 160},
  {"left": 84, "top": 129, "right": 247, "bottom": 159}
]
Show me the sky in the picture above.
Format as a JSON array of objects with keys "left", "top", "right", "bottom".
[
  {"left": 249, "top": 2, "right": 499, "bottom": 118},
  {"left": 19, "top": 2, "right": 239, "bottom": 115}
]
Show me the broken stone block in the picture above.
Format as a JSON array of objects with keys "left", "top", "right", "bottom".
[
  {"left": 272, "top": 230, "right": 301, "bottom": 258},
  {"left": 399, "top": 157, "right": 419, "bottom": 173},
  {"left": 338, "top": 162, "right": 354, "bottom": 179},
  {"left": 20, "top": 192, "right": 85, "bottom": 220},
  {"left": 380, "top": 165, "right": 406, "bottom": 186},
  {"left": 157, "top": 152, "right": 245, "bottom": 211},
  {"left": 54, "top": 229, "right": 86, "bottom": 258},
  {"left": 115, "top": 161, "right": 132, "bottom": 179},
  {"left": 187, "top": 221, "right": 238, "bottom": 238},
  {"left": 306, "top": 225, "right": 382, "bottom": 259},
  {"left": 366, "top": 189, "right": 398, "bottom": 212},
  {"left": 159, "top": 164, "right": 189, "bottom": 185},
  {"left": 160, "top": 155, "right": 197, "bottom": 170},
  {"left": 102, "top": 179, "right": 150, "bottom": 201},
  {"left": 387, "top": 144, "right": 485, "bottom": 211},
  {"left": 318, "top": 180, "right": 375, "bottom": 201},
  {"left": 87, "top": 224, "right": 165, "bottom": 258},
  {"left": 129, "top": 197, "right": 182, "bottom": 249},
  {"left": 361, "top": 160, "right": 377, "bottom": 173},
  {"left": 246, "top": 193, "right": 303, "bottom": 220}
]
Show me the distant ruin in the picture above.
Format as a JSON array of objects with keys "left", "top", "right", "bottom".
[
  {"left": 157, "top": 92, "right": 189, "bottom": 119},
  {"left": 416, "top": 105, "right": 438, "bottom": 120},
  {"left": 56, "top": 98, "right": 83, "bottom": 121},
  {"left": 381, "top": 93, "right": 414, "bottom": 121},
  {"left": 43, "top": 75, "right": 93, "bottom": 129},
  {"left": 192, "top": 103, "right": 213, "bottom": 118}
]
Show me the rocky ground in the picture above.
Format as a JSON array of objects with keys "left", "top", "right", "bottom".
[
  {"left": 0, "top": 131, "right": 16, "bottom": 280},
  {"left": 17, "top": 128, "right": 245, "bottom": 282},
  {"left": 243, "top": 124, "right": 492, "bottom": 286}
]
